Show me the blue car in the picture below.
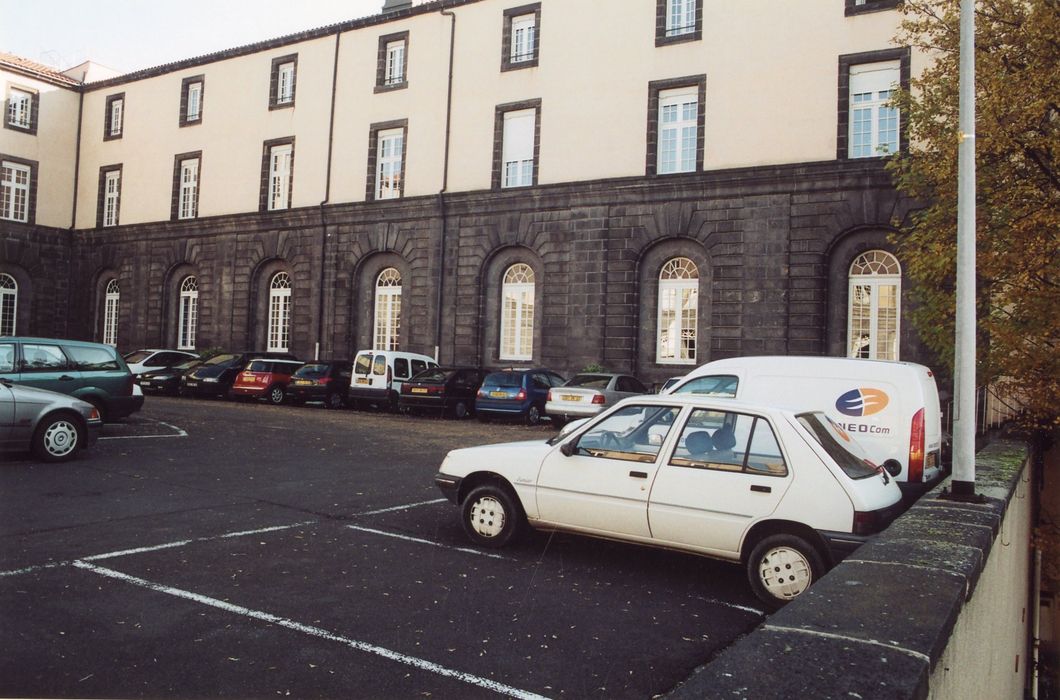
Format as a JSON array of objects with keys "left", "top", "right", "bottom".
[{"left": 475, "top": 368, "right": 566, "bottom": 425}]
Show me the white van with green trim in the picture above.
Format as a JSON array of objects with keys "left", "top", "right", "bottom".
[
  {"left": 666, "top": 356, "right": 943, "bottom": 495},
  {"left": 348, "top": 350, "right": 437, "bottom": 411}
]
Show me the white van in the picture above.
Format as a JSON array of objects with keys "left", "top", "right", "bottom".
[
  {"left": 348, "top": 350, "right": 438, "bottom": 411},
  {"left": 667, "top": 356, "right": 943, "bottom": 494}
]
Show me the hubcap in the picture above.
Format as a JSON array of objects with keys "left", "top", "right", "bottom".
[
  {"left": 469, "top": 496, "right": 506, "bottom": 539},
  {"left": 271, "top": 388, "right": 284, "bottom": 403},
  {"left": 44, "top": 420, "right": 78, "bottom": 457},
  {"left": 527, "top": 407, "right": 540, "bottom": 424},
  {"left": 758, "top": 546, "right": 813, "bottom": 600}
]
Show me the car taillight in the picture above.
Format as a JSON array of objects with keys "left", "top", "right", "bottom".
[
  {"left": 547, "top": 389, "right": 553, "bottom": 401},
  {"left": 908, "top": 408, "right": 925, "bottom": 483},
  {"left": 317, "top": 377, "right": 332, "bottom": 386},
  {"left": 853, "top": 510, "right": 885, "bottom": 536},
  {"left": 515, "top": 389, "right": 526, "bottom": 400},
  {"left": 478, "top": 388, "right": 488, "bottom": 398},
  {"left": 591, "top": 394, "right": 606, "bottom": 405},
  {"left": 88, "top": 408, "right": 101, "bottom": 421}
]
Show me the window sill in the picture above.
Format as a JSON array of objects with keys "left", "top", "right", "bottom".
[
  {"left": 501, "top": 57, "right": 539, "bottom": 72},
  {"left": 655, "top": 30, "right": 702, "bottom": 47},
  {"left": 374, "top": 81, "right": 409, "bottom": 94}
]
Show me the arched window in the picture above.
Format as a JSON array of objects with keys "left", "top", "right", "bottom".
[
  {"left": 0, "top": 273, "right": 16, "bottom": 336},
  {"left": 848, "top": 250, "right": 901, "bottom": 360},
  {"left": 500, "top": 263, "right": 535, "bottom": 361},
  {"left": 178, "top": 275, "right": 198, "bottom": 350},
  {"left": 267, "top": 272, "right": 291, "bottom": 352},
  {"left": 657, "top": 257, "right": 698, "bottom": 364},
  {"left": 102, "top": 279, "right": 119, "bottom": 347},
  {"left": 373, "top": 267, "right": 402, "bottom": 351}
]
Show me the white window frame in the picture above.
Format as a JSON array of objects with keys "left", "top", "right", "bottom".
[
  {"left": 502, "top": 109, "right": 535, "bottom": 189},
  {"left": 109, "top": 98, "right": 124, "bottom": 137},
  {"left": 277, "top": 62, "right": 295, "bottom": 105},
  {"left": 656, "top": 257, "right": 699, "bottom": 365},
  {"left": 178, "top": 276, "right": 198, "bottom": 350},
  {"left": 268, "top": 144, "right": 292, "bottom": 211},
  {"left": 500, "top": 263, "right": 535, "bottom": 361},
  {"left": 666, "top": 0, "right": 696, "bottom": 37},
  {"left": 847, "top": 250, "right": 901, "bottom": 361},
  {"left": 7, "top": 88, "right": 32, "bottom": 129},
  {"left": 510, "top": 14, "right": 536, "bottom": 63},
  {"left": 373, "top": 268, "right": 402, "bottom": 351},
  {"left": 375, "top": 128, "right": 404, "bottom": 200},
  {"left": 103, "top": 170, "right": 121, "bottom": 228},
  {"left": 849, "top": 61, "right": 900, "bottom": 158},
  {"left": 102, "top": 279, "right": 119, "bottom": 347},
  {"left": 1, "top": 161, "right": 30, "bottom": 223},
  {"left": 267, "top": 272, "right": 292, "bottom": 353},
  {"left": 186, "top": 82, "right": 202, "bottom": 122},
  {"left": 385, "top": 40, "right": 406, "bottom": 86},
  {"left": 179, "top": 158, "right": 199, "bottom": 220},
  {"left": 658, "top": 86, "right": 698, "bottom": 174},
  {"left": 0, "top": 273, "right": 17, "bottom": 336}
]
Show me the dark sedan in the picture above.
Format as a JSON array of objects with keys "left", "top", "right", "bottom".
[
  {"left": 138, "top": 358, "right": 203, "bottom": 396},
  {"left": 398, "top": 367, "right": 485, "bottom": 419}
]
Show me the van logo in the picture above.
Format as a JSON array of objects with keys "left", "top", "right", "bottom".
[{"left": 836, "top": 388, "right": 890, "bottom": 417}]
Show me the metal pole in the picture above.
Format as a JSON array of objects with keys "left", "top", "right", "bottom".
[{"left": 951, "top": 0, "right": 977, "bottom": 496}]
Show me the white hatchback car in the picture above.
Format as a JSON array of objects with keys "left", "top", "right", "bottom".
[{"left": 435, "top": 394, "right": 903, "bottom": 608}]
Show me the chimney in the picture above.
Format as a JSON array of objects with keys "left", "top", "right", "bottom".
[{"left": 382, "top": 0, "right": 413, "bottom": 12}]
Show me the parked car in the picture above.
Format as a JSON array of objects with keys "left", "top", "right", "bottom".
[
  {"left": 434, "top": 393, "right": 903, "bottom": 608},
  {"left": 545, "top": 372, "right": 649, "bottom": 427},
  {"left": 0, "top": 379, "right": 103, "bottom": 462},
  {"left": 122, "top": 349, "right": 200, "bottom": 375},
  {"left": 229, "top": 359, "right": 304, "bottom": 404},
  {"left": 348, "top": 350, "right": 438, "bottom": 411},
  {"left": 285, "top": 360, "right": 354, "bottom": 409},
  {"left": 399, "top": 367, "right": 485, "bottom": 418},
  {"left": 137, "top": 358, "right": 203, "bottom": 396},
  {"left": 666, "top": 356, "right": 944, "bottom": 496},
  {"left": 475, "top": 368, "right": 566, "bottom": 425},
  {"left": 181, "top": 351, "right": 298, "bottom": 398},
  {"left": 0, "top": 336, "right": 143, "bottom": 421}
]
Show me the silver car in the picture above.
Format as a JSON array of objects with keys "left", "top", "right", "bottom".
[
  {"left": 545, "top": 373, "right": 648, "bottom": 427},
  {"left": 0, "top": 380, "right": 102, "bottom": 462}
]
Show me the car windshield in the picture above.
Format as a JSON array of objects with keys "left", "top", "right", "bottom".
[
  {"left": 566, "top": 374, "right": 611, "bottom": 389},
  {"left": 482, "top": 371, "right": 522, "bottom": 388},
  {"left": 797, "top": 412, "right": 879, "bottom": 480},
  {"left": 123, "top": 351, "right": 152, "bottom": 363},
  {"left": 294, "top": 364, "right": 329, "bottom": 379},
  {"left": 203, "top": 354, "right": 238, "bottom": 366},
  {"left": 414, "top": 368, "right": 453, "bottom": 383},
  {"left": 246, "top": 360, "right": 271, "bottom": 372}
]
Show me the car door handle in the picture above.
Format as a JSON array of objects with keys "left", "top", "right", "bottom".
[
  {"left": 629, "top": 470, "right": 648, "bottom": 479},
  {"left": 750, "top": 485, "right": 771, "bottom": 493}
]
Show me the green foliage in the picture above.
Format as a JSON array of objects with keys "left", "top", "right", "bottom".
[
  {"left": 581, "top": 363, "right": 607, "bottom": 373},
  {"left": 887, "top": 0, "right": 1060, "bottom": 429},
  {"left": 196, "top": 347, "right": 226, "bottom": 361}
]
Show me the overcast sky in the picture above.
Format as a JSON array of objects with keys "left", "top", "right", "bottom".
[{"left": 0, "top": 0, "right": 386, "bottom": 74}]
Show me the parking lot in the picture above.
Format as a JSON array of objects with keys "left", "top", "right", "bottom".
[{"left": 1, "top": 397, "right": 767, "bottom": 698}]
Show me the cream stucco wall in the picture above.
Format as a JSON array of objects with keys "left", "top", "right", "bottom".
[
  {"left": 0, "top": 69, "right": 80, "bottom": 229},
  {"left": 70, "top": 0, "right": 922, "bottom": 227}
]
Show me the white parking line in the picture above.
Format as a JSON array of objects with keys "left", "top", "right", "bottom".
[
  {"left": 74, "top": 561, "right": 549, "bottom": 700},
  {"left": 358, "top": 498, "right": 446, "bottom": 516},
  {"left": 347, "top": 525, "right": 512, "bottom": 560},
  {"left": 98, "top": 419, "right": 189, "bottom": 441}
]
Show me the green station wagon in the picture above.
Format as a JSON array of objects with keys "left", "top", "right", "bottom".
[{"left": 0, "top": 337, "right": 143, "bottom": 421}]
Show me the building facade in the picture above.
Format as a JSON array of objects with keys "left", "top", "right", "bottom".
[{"left": 1, "top": 0, "right": 931, "bottom": 386}]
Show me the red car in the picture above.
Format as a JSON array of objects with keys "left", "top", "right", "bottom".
[{"left": 228, "top": 359, "right": 303, "bottom": 404}]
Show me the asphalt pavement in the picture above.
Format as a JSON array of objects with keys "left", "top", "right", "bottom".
[{"left": 0, "top": 397, "right": 766, "bottom": 698}]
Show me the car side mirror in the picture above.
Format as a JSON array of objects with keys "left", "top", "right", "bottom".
[
  {"left": 883, "top": 459, "right": 903, "bottom": 477},
  {"left": 560, "top": 441, "right": 576, "bottom": 457}
]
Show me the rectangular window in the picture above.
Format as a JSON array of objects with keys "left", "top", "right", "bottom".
[
  {"left": 646, "top": 76, "right": 705, "bottom": 176},
  {"left": 104, "top": 93, "right": 124, "bottom": 140},
  {"left": 1, "top": 160, "right": 31, "bottom": 223},
  {"left": 269, "top": 55, "right": 298, "bottom": 109},
  {"left": 180, "top": 75, "right": 204, "bottom": 126},
  {"left": 259, "top": 138, "right": 295, "bottom": 212},
  {"left": 386, "top": 40, "right": 405, "bottom": 85},
  {"left": 501, "top": 4, "right": 541, "bottom": 71},
  {"left": 102, "top": 168, "right": 121, "bottom": 227},
  {"left": 376, "top": 31, "right": 410, "bottom": 92},
  {"left": 656, "top": 0, "right": 702, "bottom": 46},
  {"left": 179, "top": 158, "right": 199, "bottom": 219},
  {"left": 493, "top": 100, "right": 541, "bottom": 190},
  {"left": 376, "top": 128, "right": 404, "bottom": 200},
  {"left": 5, "top": 87, "right": 36, "bottom": 133},
  {"left": 838, "top": 49, "right": 909, "bottom": 159}
]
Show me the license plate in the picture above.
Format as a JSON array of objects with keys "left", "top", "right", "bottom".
[
  {"left": 562, "top": 394, "right": 581, "bottom": 402},
  {"left": 356, "top": 377, "right": 369, "bottom": 385},
  {"left": 185, "top": 381, "right": 198, "bottom": 387},
  {"left": 927, "top": 452, "right": 938, "bottom": 468},
  {"left": 293, "top": 379, "right": 310, "bottom": 386},
  {"left": 489, "top": 391, "right": 508, "bottom": 398},
  {"left": 411, "top": 387, "right": 428, "bottom": 394}
]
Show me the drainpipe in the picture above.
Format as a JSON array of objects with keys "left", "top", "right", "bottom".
[
  {"left": 68, "top": 88, "right": 84, "bottom": 340},
  {"left": 317, "top": 31, "right": 342, "bottom": 361},
  {"left": 434, "top": 8, "right": 457, "bottom": 363}
]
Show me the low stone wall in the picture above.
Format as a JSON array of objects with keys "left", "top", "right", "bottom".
[{"left": 670, "top": 439, "right": 1032, "bottom": 699}]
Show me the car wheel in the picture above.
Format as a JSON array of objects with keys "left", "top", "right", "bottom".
[
  {"left": 747, "top": 534, "right": 824, "bottom": 610},
  {"left": 267, "top": 385, "right": 285, "bottom": 405},
  {"left": 461, "top": 484, "right": 525, "bottom": 548},
  {"left": 325, "top": 392, "right": 344, "bottom": 410},
  {"left": 453, "top": 400, "right": 470, "bottom": 420},
  {"left": 525, "top": 404, "right": 542, "bottom": 425},
  {"left": 32, "top": 413, "right": 82, "bottom": 463}
]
